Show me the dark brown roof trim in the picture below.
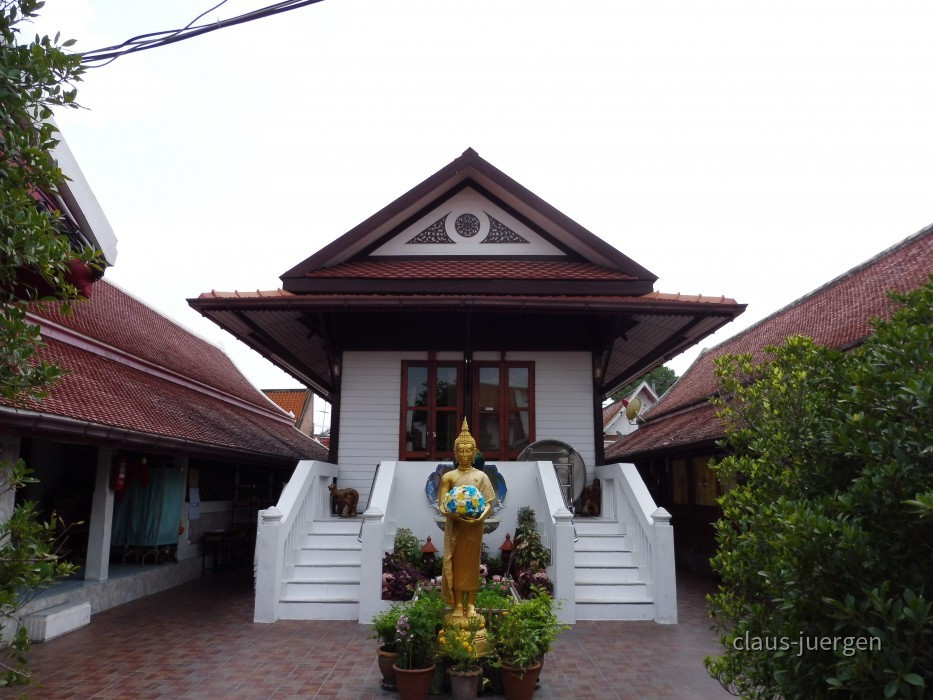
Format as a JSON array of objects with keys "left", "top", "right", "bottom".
[
  {"left": 191, "top": 293, "right": 746, "bottom": 315},
  {"left": 281, "top": 149, "right": 659, "bottom": 282}
]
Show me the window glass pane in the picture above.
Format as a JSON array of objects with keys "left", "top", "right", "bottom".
[
  {"left": 406, "top": 410, "right": 427, "bottom": 452},
  {"left": 436, "top": 366, "right": 458, "bottom": 407},
  {"left": 693, "top": 457, "right": 719, "bottom": 506},
  {"left": 407, "top": 366, "right": 428, "bottom": 407},
  {"left": 436, "top": 412, "right": 458, "bottom": 453},
  {"left": 478, "top": 367, "right": 500, "bottom": 410},
  {"left": 508, "top": 368, "right": 529, "bottom": 408},
  {"left": 478, "top": 413, "right": 500, "bottom": 453},
  {"left": 507, "top": 411, "right": 530, "bottom": 452}
]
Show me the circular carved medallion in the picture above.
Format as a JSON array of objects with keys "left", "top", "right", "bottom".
[{"left": 454, "top": 213, "right": 481, "bottom": 238}]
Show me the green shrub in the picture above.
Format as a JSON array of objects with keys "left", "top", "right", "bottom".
[{"left": 705, "top": 280, "right": 933, "bottom": 699}]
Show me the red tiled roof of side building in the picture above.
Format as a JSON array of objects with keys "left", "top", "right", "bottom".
[
  {"left": 602, "top": 400, "right": 625, "bottom": 429},
  {"left": 31, "top": 280, "right": 277, "bottom": 413},
  {"left": 304, "top": 259, "right": 639, "bottom": 281},
  {"left": 645, "top": 227, "right": 933, "bottom": 421},
  {"left": 5, "top": 339, "right": 327, "bottom": 462},
  {"left": 605, "top": 402, "right": 723, "bottom": 462},
  {"left": 264, "top": 389, "right": 309, "bottom": 419}
]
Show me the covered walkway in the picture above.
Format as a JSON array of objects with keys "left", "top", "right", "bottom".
[{"left": 3, "top": 570, "right": 730, "bottom": 699}]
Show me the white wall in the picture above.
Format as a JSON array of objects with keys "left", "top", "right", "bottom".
[
  {"left": 338, "top": 350, "right": 596, "bottom": 505},
  {"left": 338, "top": 351, "right": 425, "bottom": 504},
  {"left": 386, "top": 461, "right": 550, "bottom": 556}
]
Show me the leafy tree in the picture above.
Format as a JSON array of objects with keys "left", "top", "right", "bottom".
[
  {"left": 610, "top": 365, "right": 677, "bottom": 403},
  {"left": 1, "top": 0, "right": 93, "bottom": 687},
  {"left": 705, "top": 280, "right": 933, "bottom": 699}
]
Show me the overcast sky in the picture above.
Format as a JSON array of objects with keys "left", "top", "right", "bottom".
[{"left": 32, "top": 1, "right": 933, "bottom": 429}]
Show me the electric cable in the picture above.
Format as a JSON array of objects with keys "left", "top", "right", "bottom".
[{"left": 80, "top": 0, "right": 325, "bottom": 66}]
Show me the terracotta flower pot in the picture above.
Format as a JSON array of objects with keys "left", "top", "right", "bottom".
[
  {"left": 376, "top": 645, "right": 398, "bottom": 690},
  {"left": 393, "top": 663, "right": 436, "bottom": 700},
  {"left": 448, "top": 665, "right": 483, "bottom": 700},
  {"left": 500, "top": 661, "right": 542, "bottom": 700}
]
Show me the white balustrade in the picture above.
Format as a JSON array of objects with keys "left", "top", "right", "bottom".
[
  {"left": 596, "top": 463, "right": 677, "bottom": 624},
  {"left": 254, "top": 460, "right": 338, "bottom": 623},
  {"left": 535, "top": 460, "right": 577, "bottom": 624}
]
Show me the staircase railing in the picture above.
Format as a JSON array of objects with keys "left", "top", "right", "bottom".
[
  {"left": 254, "top": 460, "right": 338, "bottom": 623},
  {"left": 596, "top": 462, "right": 677, "bottom": 623},
  {"left": 358, "top": 460, "right": 397, "bottom": 624},
  {"left": 534, "top": 460, "right": 577, "bottom": 624}
]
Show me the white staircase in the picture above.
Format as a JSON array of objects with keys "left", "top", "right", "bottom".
[
  {"left": 573, "top": 517, "right": 654, "bottom": 620},
  {"left": 277, "top": 517, "right": 362, "bottom": 620}
]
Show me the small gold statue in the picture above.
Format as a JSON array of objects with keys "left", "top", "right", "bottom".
[{"left": 440, "top": 419, "right": 496, "bottom": 621}]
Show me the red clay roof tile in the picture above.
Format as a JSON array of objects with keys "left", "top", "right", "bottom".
[
  {"left": 305, "top": 259, "right": 639, "bottom": 281},
  {"left": 608, "top": 227, "right": 933, "bottom": 462},
  {"left": 6, "top": 281, "right": 326, "bottom": 462}
]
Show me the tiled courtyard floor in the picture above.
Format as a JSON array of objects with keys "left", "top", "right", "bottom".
[{"left": 5, "top": 570, "right": 732, "bottom": 699}]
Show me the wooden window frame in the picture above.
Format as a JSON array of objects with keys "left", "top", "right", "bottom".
[
  {"left": 399, "top": 361, "right": 464, "bottom": 461},
  {"left": 472, "top": 361, "right": 535, "bottom": 460}
]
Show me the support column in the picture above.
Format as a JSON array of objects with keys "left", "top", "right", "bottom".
[
  {"left": 0, "top": 434, "right": 22, "bottom": 526},
  {"left": 85, "top": 447, "right": 115, "bottom": 582}
]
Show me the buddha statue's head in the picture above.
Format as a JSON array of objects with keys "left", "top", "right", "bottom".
[{"left": 453, "top": 418, "right": 477, "bottom": 470}]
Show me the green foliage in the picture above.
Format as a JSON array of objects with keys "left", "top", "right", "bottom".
[
  {"left": 370, "top": 602, "right": 405, "bottom": 650},
  {"left": 438, "top": 618, "right": 483, "bottom": 672},
  {"left": 1, "top": 1, "right": 95, "bottom": 687},
  {"left": 705, "top": 280, "right": 933, "bottom": 699},
  {"left": 475, "top": 578, "right": 516, "bottom": 612},
  {"left": 512, "top": 507, "right": 551, "bottom": 572},
  {"left": 393, "top": 527, "right": 423, "bottom": 568},
  {"left": 394, "top": 588, "right": 445, "bottom": 670},
  {"left": 611, "top": 365, "right": 678, "bottom": 402},
  {"left": 2, "top": 0, "right": 97, "bottom": 403},
  {"left": 1, "top": 460, "right": 77, "bottom": 686},
  {"left": 489, "top": 590, "right": 565, "bottom": 669}
]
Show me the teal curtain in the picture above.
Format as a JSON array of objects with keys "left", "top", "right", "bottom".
[{"left": 112, "top": 466, "right": 186, "bottom": 547}]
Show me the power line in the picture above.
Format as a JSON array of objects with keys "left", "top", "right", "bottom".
[{"left": 81, "top": 0, "right": 326, "bottom": 67}]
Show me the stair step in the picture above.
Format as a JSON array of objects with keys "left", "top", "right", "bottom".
[
  {"left": 278, "top": 599, "right": 359, "bottom": 621},
  {"left": 304, "top": 533, "right": 362, "bottom": 548},
  {"left": 308, "top": 518, "right": 361, "bottom": 535},
  {"left": 24, "top": 601, "right": 91, "bottom": 642},
  {"left": 574, "top": 582, "right": 650, "bottom": 602},
  {"left": 573, "top": 519, "right": 623, "bottom": 536},
  {"left": 298, "top": 547, "right": 362, "bottom": 565},
  {"left": 574, "top": 566, "right": 641, "bottom": 584},
  {"left": 291, "top": 563, "right": 361, "bottom": 582},
  {"left": 284, "top": 580, "right": 360, "bottom": 599},
  {"left": 574, "top": 536, "right": 630, "bottom": 552},
  {"left": 575, "top": 600, "right": 655, "bottom": 621},
  {"left": 574, "top": 550, "right": 634, "bottom": 567}
]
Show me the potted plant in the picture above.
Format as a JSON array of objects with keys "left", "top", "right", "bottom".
[
  {"left": 371, "top": 603, "right": 403, "bottom": 690},
  {"left": 489, "top": 590, "right": 565, "bottom": 700},
  {"left": 439, "top": 619, "right": 484, "bottom": 700},
  {"left": 392, "top": 593, "right": 443, "bottom": 700}
]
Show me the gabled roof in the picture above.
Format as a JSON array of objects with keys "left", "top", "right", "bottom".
[
  {"left": 263, "top": 389, "right": 310, "bottom": 419},
  {"left": 607, "top": 225, "right": 933, "bottom": 462},
  {"left": 0, "top": 280, "right": 327, "bottom": 464},
  {"left": 191, "top": 151, "right": 745, "bottom": 401},
  {"left": 282, "top": 148, "right": 657, "bottom": 285}
]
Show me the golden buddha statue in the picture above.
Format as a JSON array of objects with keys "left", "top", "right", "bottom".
[{"left": 440, "top": 419, "right": 496, "bottom": 619}]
